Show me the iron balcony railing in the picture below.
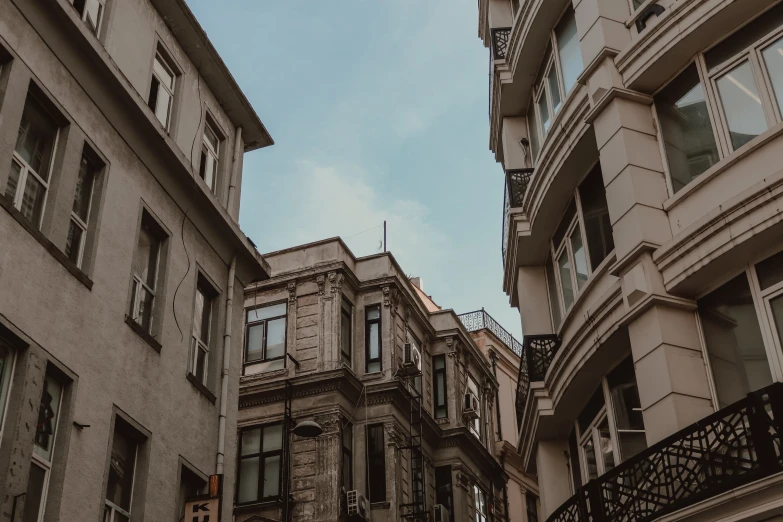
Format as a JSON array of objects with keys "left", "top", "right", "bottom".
[
  {"left": 547, "top": 382, "right": 783, "bottom": 522},
  {"left": 491, "top": 27, "right": 511, "bottom": 60},
  {"left": 515, "top": 335, "right": 561, "bottom": 430},
  {"left": 458, "top": 309, "right": 523, "bottom": 358},
  {"left": 502, "top": 169, "right": 533, "bottom": 267}
]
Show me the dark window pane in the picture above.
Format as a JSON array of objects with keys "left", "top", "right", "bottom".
[
  {"left": 367, "top": 307, "right": 380, "bottom": 320},
  {"left": 247, "top": 303, "right": 287, "bottom": 322},
  {"left": 756, "top": 250, "right": 783, "bottom": 290},
  {"left": 106, "top": 424, "right": 137, "bottom": 511},
  {"left": 435, "top": 466, "right": 453, "bottom": 521},
  {"left": 577, "top": 387, "right": 605, "bottom": 434},
  {"left": 553, "top": 200, "right": 577, "bottom": 248},
  {"left": 241, "top": 428, "right": 261, "bottom": 455},
  {"left": 579, "top": 165, "right": 614, "bottom": 268},
  {"left": 367, "top": 424, "right": 386, "bottom": 502},
  {"left": 547, "top": 258, "right": 562, "bottom": 327},
  {"left": 72, "top": 155, "right": 96, "bottom": 221},
  {"left": 23, "top": 462, "right": 47, "bottom": 522},
  {"left": 15, "top": 97, "right": 57, "bottom": 176}
]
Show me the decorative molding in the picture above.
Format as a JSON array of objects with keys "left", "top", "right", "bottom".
[
  {"left": 316, "top": 275, "right": 325, "bottom": 296},
  {"left": 314, "top": 412, "right": 341, "bottom": 435},
  {"left": 287, "top": 281, "right": 297, "bottom": 304},
  {"left": 384, "top": 421, "right": 405, "bottom": 448},
  {"left": 329, "top": 271, "right": 344, "bottom": 294}
]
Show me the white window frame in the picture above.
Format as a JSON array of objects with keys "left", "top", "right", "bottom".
[
  {"left": 103, "top": 444, "right": 138, "bottom": 522},
  {"left": 29, "top": 376, "right": 64, "bottom": 522},
  {"left": 550, "top": 194, "right": 592, "bottom": 319},
  {"left": 467, "top": 376, "right": 482, "bottom": 441},
  {"left": 67, "top": 154, "right": 97, "bottom": 268},
  {"left": 189, "top": 280, "right": 213, "bottom": 385},
  {"left": 150, "top": 52, "right": 176, "bottom": 130},
  {"left": 473, "top": 484, "right": 488, "bottom": 522},
  {"left": 70, "top": 0, "right": 106, "bottom": 35},
  {"left": 129, "top": 217, "right": 162, "bottom": 333},
  {"left": 200, "top": 120, "right": 220, "bottom": 194}
]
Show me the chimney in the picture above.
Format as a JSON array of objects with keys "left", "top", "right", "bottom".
[{"left": 410, "top": 277, "right": 423, "bottom": 290}]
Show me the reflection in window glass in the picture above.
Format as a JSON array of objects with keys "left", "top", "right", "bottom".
[
  {"left": 556, "top": 8, "right": 582, "bottom": 94},
  {"left": 698, "top": 274, "right": 772, "bottom": 408},
  {"left": 558, "top": 250, "right": 574, "bottom": 310},
  {"left": 570, "top": 229, "right": 588, "bottom": 289},
  {"left": 716, "top": 60, "right": 768, "bottom": 150},
  {"left": 597, "top": 419, "right": 614, "bottom": 474},
  {"left": 655, "top": 65, "right": 719, "bottom": 193}
]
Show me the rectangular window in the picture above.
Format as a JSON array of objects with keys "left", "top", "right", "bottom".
[
  {"left": 467, "top": 376, "right": 481, "bottom": 440},
  {"left": 177, "top": 467, "right": 206, "bottom": 522},
  {"left": 148, "top": 52, "right": 176, "bottom": 130},
  {"left": 71, "top": 0, "right": 105, "bottom": 35},
  {"left": 245, "top": 302, "right": 287, "bottom": 372},
  {"left": 6, "top": 93, "right": 59, "bottom": 228},
  {"left": 715, "top": 60, "right": 767, "bottom": 150},
  {"left": 0, "top": 340, "right": 14, "bottom": 442},
  {"left": 365, "top": 305, "right": 382, "bottom": 373},
  {"left": 473, "top": 484, "right": 488, "bottom": 522},
  {"left": 190, "top": 276, "right": 216, "bottom": 385},
  {"left": 342, "top": 423, "right": 353, "bottom": 492},
  {"left": 104, "top": 417, "right": 143, "bottom": 522},
  {"left": 578, "top": 165, "right": 614, "bottom": 269},
  {"left": 366, "top": 424, "right": 386, "bottom": 502},
  {"left": 555, "top": 7, "right": 582, "bottom": 95},
  {"left": 129, "top": 211, "right": 166, "bottom": 334},
  {"left": 607, "top": 358, "right": 647, "bottom": 461},
  {"left": 408, "top": 329, "right": 422, "bottom": 395},
  {"left": 24, "top": 374, "right": 63, "bottom": 522},
  {"left": 435, "top": 466, "right": 454, "bottom": 522},
  {"left": 526, "top": 493, "right": 540, "bottom": 522},
  {"left": 546, "top": 257, "right": 562, "bottom": 329},
  {"left": 341, "top": 297, "right": 352, "bottom": 366},
  {"left": 65, "top": 151, "right": 98, "bottom": 268},
  {"left": 237, "top": 423, "right": 283, "bottom": 504},
  {"left": 433, "top": 355, "right": 447, "bottom": 418},
  {"left": 199, "top": 120, "right": 220, "bottom": 194},
  {"left": 527, "top": 106, "right": 541, "bottom": 163}
]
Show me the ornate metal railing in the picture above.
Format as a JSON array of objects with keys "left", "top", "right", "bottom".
[
  {"left": 547, "top": 382, "right": 783, "bottom": 522},
  {"left": 515, "top": 335, "right": 561, "bottom": 430},
  {"left": 502, "top": 169, "right": 534, "bottom": 267},
  {"left": 458, "top": 309, "right": 523, "bottom": 358},
  {"left": 491, "top": 27, "right": 512, "bottom": 60}
]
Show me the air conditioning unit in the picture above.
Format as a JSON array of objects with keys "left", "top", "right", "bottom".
[
  {"left": 400, "top": 342, "right": 422, "bottom": 375},
  {"left": 346, "top": 490, "right": 369, "bottom": 521},
  {"left": 463, "top": 392, "right": 480, "bottom": 419},
  {"left": 434, "top": 504, "right": 450, "bottom": 522}
]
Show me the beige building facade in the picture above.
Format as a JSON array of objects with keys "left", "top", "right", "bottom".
[
  {"left": 479, "top": 0, "right": 783, "bottom": 520},
  {"left": 235, "top": 238, "right": 507, "bottom": 522},
  {"left": 0, "top": 0, "right": 270, "bottom": 521}
]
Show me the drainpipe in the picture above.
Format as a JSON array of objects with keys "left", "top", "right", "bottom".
[
  {"left": 216, "top": 255, "right": 237, "bottom": 474},
  {"left": 227, "top": 126, "right": 242, "bottom": 220},
  {"left": 491, "top": 352, "right": 510, "bottom": 522}
]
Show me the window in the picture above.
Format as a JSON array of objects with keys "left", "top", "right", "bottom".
[
  {"left": 0, "top": 340, "right": 14, "bottom": 442},
  {"left": 177, "top": 467, "right": 206, "bottom": 522},
  {"left": 245, "top": 302, "right": 287, "bottom": 372},
  {"left": 627, "top": 0, "right": 645, "bottom": 12},
  {"left": 550, "top": 201, "right": 587, "bottom": 315},
  {"left": 6, "top": 93, "right": 59, "bottom": 228},
  {"left": 435, "top": 466, "right": 454, "bottom": 522},
  {"left": 65, "top": 151, "right": 98, "bottom": 268},
  {"left": 467, "top": 376, "right": 481, "bottom": 440},
  {"left": 366, "top": 424, "right": 386, "bottom": 502},
  {"left": 190, "top": 276, "right": 216, "bottom": 385},
  {"left": 24, "top": 374, "right": 63, "bottom": 522},
  {"left": 365, "top": 305, "right": 382, "bottom": 373},
  {"left": 411, "top": 451, "right": 425, "bottom": 511},
  {"left": 342, "top": 423, "right": 353, "bottom": 492},
  {"left": 534, "top": 49, "right": 560, "bottom": 136},
  {"left": 408, "top": 329, "right": 422, "bottom": 395},
  {"left": 607, "top": 358, "right": 646, "bottom": 461},
  {"left": 341, "top": 297, "right": 352, "bottom": 366},
  {"left": 433, "top": 355, "right": 448, "bottom": 419},
  {"left": 578, "top": 165, "right": 614, "bottom": 269},
  {"left": 237, "top": 423, "right": 283, "bottom": 504},
  {"left": 104, "top": 417, "right": 143, "bottom": 522},
  {"left": 199, "top": 120, "right": 220, "bottom": 194},
  {"left": 473, "top": 484, "right": 488, "bottom": 522},
  {"left": 577, "top": 388, "right": 613, "bottom": 482},
  {"left": 148, "top": 51, "right": 176, "bottom": 130},
  {"left": 129, "top": 211, "right": 166, "bottom": 334},
  {"left": 71, "top": 0, "right": 105, "bottom": 35},
  {"left": 555, "top": 7, "right": 581, "bottom": 95},
  {"left": 526, "top": 493, "right": 540, "bottom": 522},
  {"left": 656, "top": 5, "right": 783, "bottom": 193}
]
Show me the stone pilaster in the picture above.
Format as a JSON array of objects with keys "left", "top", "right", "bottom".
[{"left": 313, "top": 413, "right": 341, "bottom": 522}]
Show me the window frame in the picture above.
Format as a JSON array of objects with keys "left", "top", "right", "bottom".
[
  {"left": 467, "top": 375, "right": 482, "bottom": 440},
  {"left": 148, "top": 50, "right": 177, "bottom": 131},
  {"left": 341, "top": 297, "right": 353, "bottom": 367},
  {"left": 366, "top": 423, "right": 386, "bottom": 503},
  {"left": 65, "top": 150, "right": 99, "bottom": 268},
  {"left": 244, "top": 301, "right": 288, "bottom": 371},
  {"left": 70, "top": 0, "right": 106, "bottom": 36},
  {"left": 365, "top": 304, "right": 382, "bottom": 373},
  {"left": 0, "top": 342, "right": 16, "bottom": 445},
  {"left": 473, "top": 484, "right": 488, "bottom": 522},
  {"left": 199, "top": 117, "right": 222, "bottom": 194},
  {"left": 27, "top": 374, "right": 65, "bottom": 522},
  {"left": 433, "top": 354, "right": 448, "bottom": 419},
  {"left": 342, "top": 422, "right": 353, "bottom": 492},
  {"left": 550, "top": 196, "right": 592, "bottom": 319},
  {"left": 128, "top": 210, "right": 166, "bottom": 334},
  {"left": 189, "top": 274, "right": 217, "bottom": 385},
  {"left": 236, "top": 422, "right": 284, "bottom": 505}
]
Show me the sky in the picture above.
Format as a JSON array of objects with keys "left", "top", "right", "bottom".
[{"left": 185, "top": 0, "right": 523, "bottom": 340}]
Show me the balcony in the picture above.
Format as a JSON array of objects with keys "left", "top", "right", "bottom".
[
  {"left": 547, "top": 382, "right": 783, "bottom": 522},
  {"left": 514, "top": 334, "right": 561, "bottom": 430},
  {"left": 501, "top": 168, "right": 533, "bottom": 266},
  {"left": 458, "top": 309, "right": 523, "bottom": 358}
]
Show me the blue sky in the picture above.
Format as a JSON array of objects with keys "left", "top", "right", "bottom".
[{"left": 186, "top": 0, "right": 522, "bottom": 340}]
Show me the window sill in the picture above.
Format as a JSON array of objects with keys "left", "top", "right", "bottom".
[
  {"left": 186, "top": 372, "right": 216, "bottom": 404},
  {"left": 124, "top": 315, "right": 162, "bottom": 353},
  {"left": 436, "top": 417, "right": 450, "bottom": 425},
  {"left": 370, "top": 502, "right": 390, "bottom": 510},
  {"left": 0, "top": 194, "right": 93, "bottom": 290},
  {"left": 361, "top": 371, "right": 385, "bottom": 382},
  {"left": 234, "top": 499, "right": 282, "bottom": 513}
]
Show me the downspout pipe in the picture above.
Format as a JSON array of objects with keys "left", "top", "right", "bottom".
[
  {"left": 216, "top": 255, "right": 237, "bottom": 474},
  {"left": 227, "top": 126, "right": 243, "bottom": 220},
  {"left": 491, "top": 352, "right": 510, "bottom": 522}
]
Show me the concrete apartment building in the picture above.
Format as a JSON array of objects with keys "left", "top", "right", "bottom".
[
  {"left": 0, "top": 0, "right": 271, "bottom": 521},
  {"left": 236, "top": 238, "right": 508, "bottom": 522},
  {"left": 479, "top": 0, "right": 783, "bottom": 521}
]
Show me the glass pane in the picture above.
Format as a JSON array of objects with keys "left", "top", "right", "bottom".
[
  {"left": 579, "top": 165, "right": 614, "bottom": 267},
  {"left": 262, "top": 455, "right": 281, "bottom": 497},
  {"left": 153, "top": 56, "right": 174, "bottom": 89},
  {"left": 598, "top": 419, "right": 615, "bottom": 473},
  {"left": 577, "top": 387, "right": 606, "bottom": 433},
  {"left": 73, "top": 155, "right": 96, "bottom": 221},
  {"left": 716, "top": 60, "right": 767, "bottom": 150},
  {"left": 133, "top": 222, "right": 159, "bottom": 289},
  {"left": 369, "top": 322, "right": 380, "bottom": 359},
  {"left": 266, "top": 318, "right": 286, "bottom": 360},
  {"left": 434, "top": 355, "right": 445, "bottom": 370},
  {"left": 203, "top": 152, "right": 216, "bottom": 191},
  {"left": 195, "top": 346, "right": 207, "bottom": 383},
  {"left": 247, "top": 303, "right": 287, "bottom": 322},
  {"left": 770, "top": 294, "right": 783, "bottom": 358},
  {"left": 204, "top": 125, "right": 219, "bottom": 151},
  {"left": 84, "top": 0, "right": 103, "bottom": 34},
  {"left": 21, "top": 174, "right": 46, "bottom": 225},
  {"left": 756, "top": 250, "right": 783, "bottom": 290},
  {"left": 570, "top": 229, "right": 589, "bottom": 289},
  {"left": 367, "top": 361, "right": 381, "bottom": 373},
  {"left": 341, "top": 310, "right": 351, "bottom": 359},
  {"left": 6, "top": 160, "right": 21, "bottom": 202},
  {"left": 193, "top": 287, "right": 211, "bottom": 344},
  {"left": 154, "top": 89, "right": 171, "bottom": 127},
  {"left": 15, "top": 98, "right": 57, "bottom": 177},
  {"left": 22, "top": 462, "right": 47, "bottom": 522},
  {"left": 0, "top": 344, "right": 12, "bottom": 427},
  {"left": 132, "top": 283, "right": 154, "bottom": 332},
  {"left": 655, "top": 64, "right": 719, "bottom": 193},
  {"left": 582, "top": 438, "right": 598, "bottom": 480},
  {"left": 367, "top": 306, "right": 380, "bottom": 320},
  {"left": 608, "top": 359, "right": 645, "bottom": 432},
  {"left": 546, "top": 259, "right": 562, "bottom": 327},
  {"left": 65, "top": 220, "right": 84, "bottom": 265},
  {"left": 107, "top": 426, "right": 137, "bottom": 511},
  {"left": 238, "top": 456, "right": 259, "bottom": 503},
  {"left": 34, "top": 375, "right": 62, "bottom": 461},
  {"left": 528, "top": 108, "right": 540, "bottom": 162},
  {"left": 556, "top": 8, "right": 582, "bottom": 94},
  {"left": 705, "top": 3, "right": 783, "bottom": 71},
  {"left": 436, "top": 374, "right": 445, "bottom": 407},
  {"left": 241, "top": 428, "right": 261, "bottom": 455},
  {"left": 557, "top": 249, "right": 574, "bottom": 310},
  {"left": 698, "top": 273, "right": 772, "bottom": 408},
  {"left": 263, "top": 424, "right": 283, "bottom": 452},
  {"left": 547, "top": 66, "right": 562, "bottom": 113},
  {"left": 537, "top": 92, "right": 551, "bottom": 133}
]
